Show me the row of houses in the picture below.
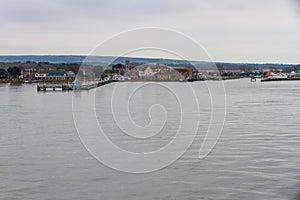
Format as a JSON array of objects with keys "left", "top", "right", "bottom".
[{"left": 21, "top": 69, "right": 76, "bottom": 81}]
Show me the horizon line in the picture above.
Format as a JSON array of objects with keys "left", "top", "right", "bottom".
[{"left": 0, "top": 54, "right": 299, "bottom": 65}]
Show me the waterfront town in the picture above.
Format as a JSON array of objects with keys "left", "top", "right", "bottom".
[{"left": 0, "top": 59, "right": 300, "bottom": 84}]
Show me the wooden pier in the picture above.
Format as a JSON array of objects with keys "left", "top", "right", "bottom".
[
  {"left": 37, "top": 80, "right": 118, "bottom": 92},
  {"left": 37, "top": 84, "right": 73, "bottom": 92}
]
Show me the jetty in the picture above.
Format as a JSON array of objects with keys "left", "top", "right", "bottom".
[
  {"left": 37, "top": 84, "right": 73, "bottom": 92},
  {"left": 37, "top": 80, "right": 117, "bottom": 92},
  {"left": 261, "top": 77, "right": 300, "bottom": 82}
]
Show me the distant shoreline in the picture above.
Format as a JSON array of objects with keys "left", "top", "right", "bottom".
[
  {"left": 0, "top": 76, "right": 244, "bottom": 84},
  {"left": 0, "top": 55, "right": 298, "bottom": 69},
  {"left": 0, "top": 55, "right": 298, "bottom": 65}
]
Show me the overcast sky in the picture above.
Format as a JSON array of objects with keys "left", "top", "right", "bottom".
[{"left": 0, "top": 0, "right": 299, "bottom": 63}]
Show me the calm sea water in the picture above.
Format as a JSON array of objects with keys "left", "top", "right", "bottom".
[{"left": 1, "top": 79, "right": 300, "bottom": 200}]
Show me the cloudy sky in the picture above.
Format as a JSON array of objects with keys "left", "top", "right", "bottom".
[{"left": 0, "top": 0, "right": 299, "bottom": 63}]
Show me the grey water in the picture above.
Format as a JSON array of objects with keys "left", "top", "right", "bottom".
[{"left": 1, "top": 79, "right": 300, "bottom": 200}]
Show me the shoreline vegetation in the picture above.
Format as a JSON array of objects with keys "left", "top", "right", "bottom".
[{"left": 0, "top": 56, "right": 299, "bottom": 84}]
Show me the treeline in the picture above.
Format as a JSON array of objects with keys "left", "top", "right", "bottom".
[
  {"left": 0, "top": 62, "right": 80, "bottom": 80},
  {"left": 0, "top": 67, "right": 22, "bottom": 79},
  {"left": 0, "top": 61, "right": 80, "bottom": 71}
]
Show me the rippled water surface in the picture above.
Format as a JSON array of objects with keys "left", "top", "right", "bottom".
[{"left": 1, "top": 79, "right": 300, "bottom": 200}]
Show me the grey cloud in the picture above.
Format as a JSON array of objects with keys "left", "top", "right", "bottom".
[
  {"left": 0, "top": 0, "right": 299, "bottom": 63},
  {"left": 0, "top": 0, "right": 200, "bottom": 23}
]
